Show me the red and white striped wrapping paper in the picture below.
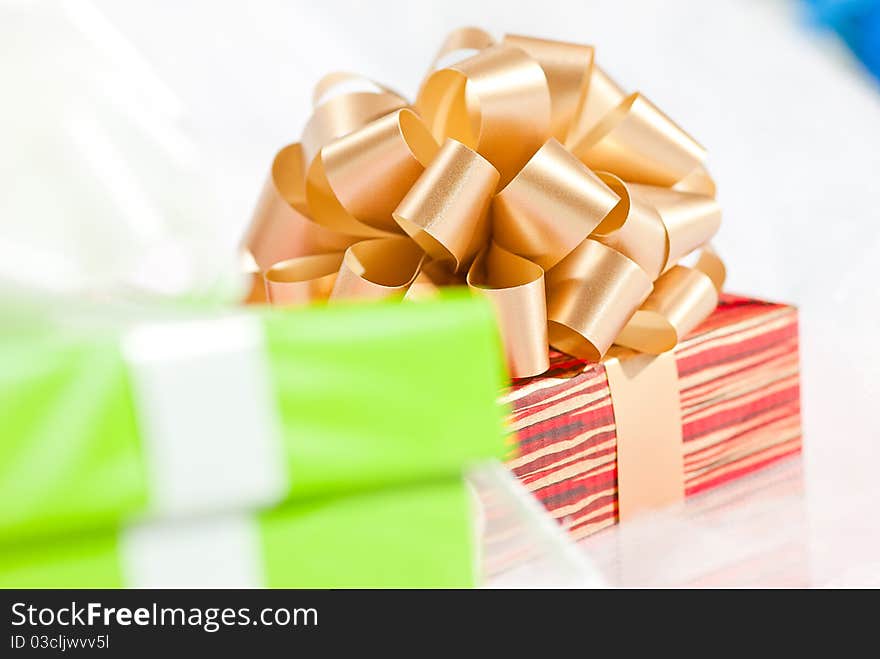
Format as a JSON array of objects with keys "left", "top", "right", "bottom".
[{"left": 503, "top": 294, "right": 802, "bottom": 541}]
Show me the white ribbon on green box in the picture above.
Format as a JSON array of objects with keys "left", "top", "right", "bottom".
[{"left": 122, "top": 315, "right": 289, "bottom": 518}]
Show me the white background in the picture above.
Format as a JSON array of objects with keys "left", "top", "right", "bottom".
[{"left": 2, "top": 0, "right": 879, "bottom": 584}]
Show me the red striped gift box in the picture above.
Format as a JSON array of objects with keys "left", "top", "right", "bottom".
[{"left": 503, "top": 294, "right": 802, "bottom": 541}]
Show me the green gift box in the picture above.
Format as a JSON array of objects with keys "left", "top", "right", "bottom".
[
  {"left": 1, "top": 479, "right": 476, "bottom": 588},
  {"left": 0, "top": 294, "right": 511, "bottom": 587}
]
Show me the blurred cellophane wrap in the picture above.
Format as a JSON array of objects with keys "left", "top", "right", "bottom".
[
  {"left": 582, "top": 456, "right": 811, "bottom": 587},
  {"left": 0, "top": 1, "right": 243, "bottom": 302}
]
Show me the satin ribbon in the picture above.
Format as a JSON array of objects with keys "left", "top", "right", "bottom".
[{"left": 242, "top": 28, "right": 726, "bottom": 378}]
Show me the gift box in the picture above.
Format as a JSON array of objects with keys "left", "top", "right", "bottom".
[
  {"left": 0, "top": 295, "right": 526, "bottom": 587},
  {"left": 0, "top": 479, "right": 476, "bottom": 588},
  {"left": 238, "top": 27, "right": 804, "bottom": 554},
  {"left": 505, "top": 294, "right": 802, "bottom": 540},
  {"left": 0, "top": 461, "right": 598, "bottom": 588}
]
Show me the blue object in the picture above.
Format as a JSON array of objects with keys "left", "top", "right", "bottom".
[{"left": 804, "top": 0, "right": 880, "bottom": 81}]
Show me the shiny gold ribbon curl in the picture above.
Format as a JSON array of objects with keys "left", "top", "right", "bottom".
[{"left": 244, "top": 28, "right": 726, "bottom": 378}]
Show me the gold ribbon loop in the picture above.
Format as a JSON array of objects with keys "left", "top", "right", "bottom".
[
  {"left": 546, "top": 239, "right": 653, "bottom": 361},
  {"left": 493, "top": 138, "right": 620, "bottom": 270},
  {"left": 319, "top": 109, "right": 439, "bottom": 233},
  {"left": 591, "top": 172, "right": 668, "bottom": 280},
  {"left": 306, "top": 155, "right": 392, "bottom": 238},
  {"left": 673, "top": 164, "right": 717, "bottom": 197},
  {"left": 695, "top": 246, "right": 726, "bottom": 291},
  {"left": 566, "top": 63, "right": 627, "bottom": 150},
  {"left": 311, "top": 72, "right": 405, "bottom": 108},
  {"left": 416, "top": 44, "right": 552, "bottom": 186},
  {"left": 330, "top": 237, "right": 425, "bottom": 302},
  {"left": 468, "top": 243, "right": 549, "bottom": 378},
  {"left": 245, "top": 143, "right": 357, "bottom": 270},
  {"left": 301, "top": 89, "right": 407, "bottom": 167},
  {"left": 571, "top": 92, "right": 706, "bottom": 187},
  {"left": 420, "top": 258, "right": 467, "bottom": 287},
  {"left": 265, "top": 252, "right": 344, "bottom": 306},
  {"left": 627, "top": 183, "right": 722, "bottom": 270},
  {"left": 430, "top": 26, "right": 495, "bottom": 69},
  {"left": 242, "top": 250, "right": 268, "bottom": 304},
  {"left": 403, "top": 271, "right": 441, "bottom": 301},
  {"left": 614, "top": 264, "right": 719, "bottom": 354},
  {"left": 393, "top": 139, "right": 499, "bottom": 271},
  {"left": 502, "top": 34, "right": 594, "bottom": 143}
]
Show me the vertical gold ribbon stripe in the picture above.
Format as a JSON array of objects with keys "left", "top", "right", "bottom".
[{"left": 604, "top": 350, "right": 685, "bottom": 521}]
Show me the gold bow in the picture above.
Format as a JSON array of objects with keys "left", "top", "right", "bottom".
[{"left": 242, "top": 28, "right": 725, "bottom": 378}]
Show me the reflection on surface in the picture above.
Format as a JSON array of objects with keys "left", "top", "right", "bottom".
[{"left": 581, "top": 457, "right": 810, "bottom": 587}]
